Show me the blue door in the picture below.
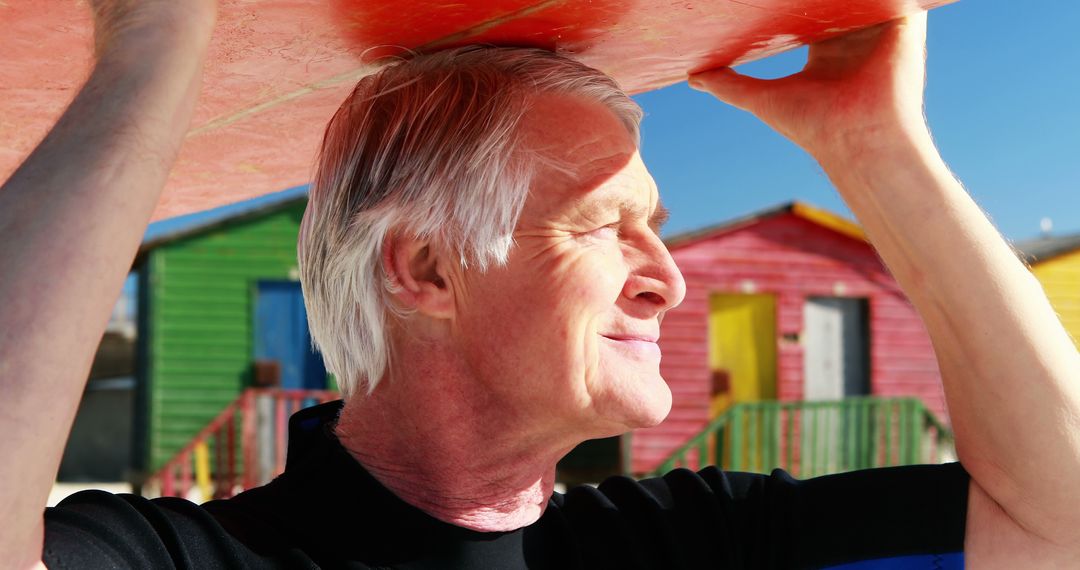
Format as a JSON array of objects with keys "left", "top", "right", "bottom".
[{"left": 254, "top": 281, "right": 327, "bottom": 389}]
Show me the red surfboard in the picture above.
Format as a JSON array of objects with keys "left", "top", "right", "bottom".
[{"left": 0, "top": 0, "right": 955, "bottom": 221}]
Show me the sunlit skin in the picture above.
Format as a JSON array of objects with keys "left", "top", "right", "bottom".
[
  {"left": 455, "top": 94, "right": 684, "bottom": 437},
  {"left": 335, "top": 94, "right": 685, "bottom": 531}
]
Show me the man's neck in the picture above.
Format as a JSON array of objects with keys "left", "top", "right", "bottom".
[{"left": 334, "top": 356, "right": 577, "bottom": 532}]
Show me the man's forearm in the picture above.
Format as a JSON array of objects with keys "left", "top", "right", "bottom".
[
  {"left": 0, "top": 22, "right": 212, "bottom": 566},
  {"left": 819, "top": 129, "right": 1080, "bottom": 544}
]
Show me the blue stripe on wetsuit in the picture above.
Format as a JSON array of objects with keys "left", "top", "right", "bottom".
[{"left": 824, "top": 552, "right": 963, "bottom": 569}]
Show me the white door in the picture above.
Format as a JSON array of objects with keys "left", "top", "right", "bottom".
[
  {"left": 803, "top": 297, "right": 869, "bottom": 400},
  {"left": 801, "top": 297, "right": 869, "bottom": 475}
]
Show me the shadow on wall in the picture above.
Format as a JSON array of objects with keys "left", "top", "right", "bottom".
[
  {"left": 58, "top": 330, "right": 135, "bottom": 482},
  {"left": 58, "top": 377, "right": 134, "bottom": 481}
]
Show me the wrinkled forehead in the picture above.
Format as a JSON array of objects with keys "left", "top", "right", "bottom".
[{"left": 518, "top": 94, "right": 652, "bottom": 213}]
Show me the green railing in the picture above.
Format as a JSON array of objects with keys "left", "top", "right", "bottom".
[{"left": 650, "top": 397, "right": 954, "bottom": 478}]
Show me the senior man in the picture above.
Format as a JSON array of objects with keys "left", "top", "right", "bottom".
[{"left": 3, "top": 0, "right": 1080, "bottom": 568}]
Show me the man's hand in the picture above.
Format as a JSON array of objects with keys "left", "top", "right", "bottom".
[
  {"left": 0, "top": 2, "right": 215, "bottom": 567},
  {"left": 689, "top": 13, "right": 930, "bottom": 164},
  {"left": 690, "top": 11, "right": 1080, "bottom": 567}
]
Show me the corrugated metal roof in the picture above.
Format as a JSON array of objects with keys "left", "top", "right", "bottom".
[
  {"left": 135, "top": 186, "right": 308, "bottom": 264},
  {"left": 136, "top": 196, "right": 880, "bottom": 268},
  {"left": 663, "top": 201, "right": 865, "bottom": 250},
  {"left": 1014, "top": 233, "right": 1080, "bottom": 265}
]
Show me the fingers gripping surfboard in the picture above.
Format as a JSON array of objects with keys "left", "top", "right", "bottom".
[{"left": 0, "top": 0, "right": 955, "bottom": 221}]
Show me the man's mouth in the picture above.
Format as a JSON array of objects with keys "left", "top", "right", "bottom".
[
  {"left": 599, "top": 334, "right": 661, "bottom": 358},
  {"left": 600, "top": 333, "right": 659, "bottom": 343}
]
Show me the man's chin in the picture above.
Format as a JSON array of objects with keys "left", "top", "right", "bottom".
[
  {"left": 619, "top": 380, "right": 673, "bottom": 430},
  {"left": 583, "top": 371, "right": 672, "bottom": 432}
]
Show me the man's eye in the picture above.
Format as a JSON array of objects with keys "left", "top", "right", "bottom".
[{"left": 590, "top": 224, "right": 621, "bottom": 240}]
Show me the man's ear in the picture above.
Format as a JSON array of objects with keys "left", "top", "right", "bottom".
[{"left": 383, "top": 233, "right": 455, "bottom": 319}]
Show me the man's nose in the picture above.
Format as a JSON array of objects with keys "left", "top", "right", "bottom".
[{"left": 623, "top": 233, "right": 686, "bottom": 314}]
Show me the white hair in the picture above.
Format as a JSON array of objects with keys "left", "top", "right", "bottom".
[{"left": 297, "top": 46, "right": 643, "bottom": 398}]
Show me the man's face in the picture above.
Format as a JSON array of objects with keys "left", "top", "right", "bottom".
[{"left": 451, "top": 94, "right": 686, "bottom": 439}]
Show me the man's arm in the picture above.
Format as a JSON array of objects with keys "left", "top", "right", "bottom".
[
  {"left": 690, "top": 13, "right": 1080, "bottom": 566},
  {"left": 0, "top": 1, "right": 215, "bottom": 566}
]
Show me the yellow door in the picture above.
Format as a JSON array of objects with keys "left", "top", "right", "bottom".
[
  {"left": 708, "top": 294, "right": 778, "bottom": 468},
  {"left": 708, "top": 294, "right": 778, "bottom": 418}
]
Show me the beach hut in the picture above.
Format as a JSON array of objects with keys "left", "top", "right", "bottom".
[
  {"left": 627, "top": 202, "right": 950, "bottom": 475},
  {"left": 128, "top": 194, "right": 329, "bottom": 485},
  {"left": 1016, "top": 233, "right": 1080, "bottom": 349}
]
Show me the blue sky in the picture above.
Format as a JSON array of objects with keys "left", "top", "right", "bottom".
[
  {"left": 637, "top": 0, "right": 1080, "bottom": 241},
  {"left": 147, "top": 0, "right": 1080, "bottom": 250}
]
